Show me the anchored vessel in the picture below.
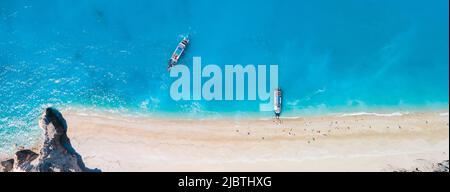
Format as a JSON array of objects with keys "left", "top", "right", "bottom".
[
  {"left": 274, "top": 88, "right": 282, "bottom": 119},
  {"left": 168, "top": 37, "right": 189, "bottom": 70}
]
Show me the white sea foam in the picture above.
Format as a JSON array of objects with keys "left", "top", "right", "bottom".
[
  {"left": 339, "top": 112, "right": 408, "bottom": 117},
  {"left": 439, "top": 112, "right": 449, "bottom": 116},
  {"left": 281, "top": 116, "right": 302, "bottom": 119},
  {"left": 257, "top": 116, "right": 301, "bottom": 120},
  {"left": 75, "top": 112, "right": 90, "bottom": 116}
]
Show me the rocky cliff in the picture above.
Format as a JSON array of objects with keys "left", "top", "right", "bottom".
[{"left": 0, "top": 108, "right": 99, "bottom": 172}]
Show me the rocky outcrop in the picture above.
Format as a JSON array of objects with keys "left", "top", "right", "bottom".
[
  {"left": 392, "top": 160, "right": 449, "bottom": 172},
  {"left": 434, "top": 160, "right": 449, "bottom": 172},
  {"left": 0, "top": 159, "right": 14, "bottom": 172},
  {"left": 0, "top": 108, "right": 99, "bottom": 172}
]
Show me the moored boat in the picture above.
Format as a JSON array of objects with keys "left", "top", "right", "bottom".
[
  {"left": 168, "top": 37, "right": 189, "bottom": 70},
  {"left": 274, "top": 88, "right": 282, "bottom": 119}
]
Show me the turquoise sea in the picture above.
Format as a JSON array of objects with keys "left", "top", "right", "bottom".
[{"left": 0, "top": 0, "right": 448, "bottom": 154}]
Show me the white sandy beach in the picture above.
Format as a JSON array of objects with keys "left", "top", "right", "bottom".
[{"left": 61, "top": 109, "right": 449, "bottom": 172}]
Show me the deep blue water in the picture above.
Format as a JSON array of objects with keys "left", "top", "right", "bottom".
[{"left": 0, "top": 0, "right": 448, "bottom": 153}]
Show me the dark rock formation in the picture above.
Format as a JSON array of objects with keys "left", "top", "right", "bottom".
[
  {"left": 434, "top": 160, "right": 449, "bottom": 172},
  {"left": 392, "top": 160, "right": 449, "bottom": 172},
  {"left": 0, "top": 159, "right": 14, "bottom": 172},
  {"left": 13, "top": 149, "right": 39, "bottom": 171},
  {"left": 1, "top": 107, "right": 99, "bottom": 172}
]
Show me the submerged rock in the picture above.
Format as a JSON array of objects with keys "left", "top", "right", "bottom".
[{"left": 1, "top": 108, "right": 99, "bottom": 172}]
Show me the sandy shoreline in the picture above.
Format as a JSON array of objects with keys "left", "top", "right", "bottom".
[{"left": 50, "top": 109, "right": 449, "bottom": 172}]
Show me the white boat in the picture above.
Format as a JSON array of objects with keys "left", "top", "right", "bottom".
[
  {"left": 274, "top": 88, "right": 282, "bottom": 117},
  {"left": 168, "top": 37, "right": 189, "bottom": 70}
]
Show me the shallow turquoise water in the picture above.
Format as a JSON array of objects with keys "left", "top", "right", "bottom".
[{"left": 0, "top": 0, "right": 448, "bottom": 154}]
